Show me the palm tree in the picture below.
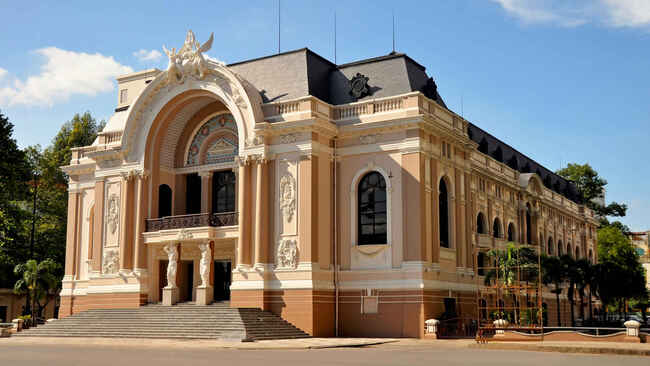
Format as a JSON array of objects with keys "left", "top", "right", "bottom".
[
  {"left": 483, "top": 243, "right": 538, "bottom": 324},
  {"left": 14, "top": 259, "right": 59, "bottom": 327},
  {"left": 574, "top": 259, "right": 593, "bottom": 323},
  {"left": 560, "top": 255, "right": 578, "bottom": 327},
  {"left": 542, "top": 256, "right": 564, "bottom": 326}
]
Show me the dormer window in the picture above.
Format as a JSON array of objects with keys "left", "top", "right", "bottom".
[{"left": 120, "top": 89, "right": 128, "bottom": 104}]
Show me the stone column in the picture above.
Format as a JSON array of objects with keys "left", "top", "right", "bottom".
[
  {"left": 91, "top": 180, "right": 104, "bottom": 272},
  {"left": 254, "top": 158, "right": 270, "bottom": 267},
  {"left": 455, "top": 169, "right": 466, "bottom": 269},
  {"left": 119, "top": 171, "right": 136, "bottom": 272},
  {"left": 237, "top": 158, "right": 252, "bottom": 267},
  {"left": 64, "top": 191, "right": 81, "bottom": 278},
  {"left": 298, "top": 154, "right": 319, "bottom": 264},
  {"left": 402, "top": 152, "right": 426, "bottom": 262},
  {"left": 134, "top": 170, "right": 149, "bottom": 271},
  {"left": 199, "top": 171, "right": 212, "bottom": 214}
]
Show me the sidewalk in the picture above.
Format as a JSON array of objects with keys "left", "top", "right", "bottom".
[
  {"left": 0, "top": 336, "right": 398, "bottom": 350},
  {"left": 469, "top": 340, "right": 650, "bottom": 356}
]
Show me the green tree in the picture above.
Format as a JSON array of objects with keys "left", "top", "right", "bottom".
[
  {"left": 560, "top": 254, "right": 579, "bottom": 327},
  {"left": 13, "top": 259, "right": 60, "bottom": 326},
  {"left": 556, "top": 163, "right": 627, "bottom": 219},
  {"left": 574, "top": 258, "right": 594, "bottom": 322},
  {"left": 596, "top": 226, "right": 646, "bottom": 317},
  {"left": 542, "top": 255, "right": 564, "bottom": 326}
]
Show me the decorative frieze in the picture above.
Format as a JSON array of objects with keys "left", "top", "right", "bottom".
[
  {"left": 102, "top": 249, "right": 119, "bottom": 274},
  {"left": 276, "top": 239, "right": 298, "bottom": 269},
  {"left": 106, "top": 194, "right": 120, "bottom": 235},
  {"left": 279, "top": 174, "right": 296, "bottom": 223}
]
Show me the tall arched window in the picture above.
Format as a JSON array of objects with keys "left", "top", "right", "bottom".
[
  {"left": 558, "top": 240, "right": 563, "bottom": 255},
  {"left": 358, "top": 172, "right": 387, "bottom": 245},
  {"left": 493, "top": 218, "right": 501, "bottom": 238},
  {"left": 439, "top": 179, "right": 450, "bottom": 248},
  {"left": 158, "top": 184, "right": 172, "bottom": 217},
  {"left": 525, "top": 203, "right": 532, "bottom": 244},
  {"left": 212, "top": 171, "right": 236, "bottom": 213},
  {"left": 477, "top": 212, "right": 486, "bottom": 234},
  {"left": 507, "top": 223, "right": 515, "bottom": 242},
  {"left": 575, "top": 246, "right": 580, "bottom": 259},
  {"left": 567, "top": 243, "right": 572, "bottom": 257},
  {"left": 547, "top": 237, "right": 554, "bottom": 255}
]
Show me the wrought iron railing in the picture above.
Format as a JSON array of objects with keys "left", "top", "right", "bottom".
[{"left": 145, "top": 212, "right": 237, "bottom": 232}]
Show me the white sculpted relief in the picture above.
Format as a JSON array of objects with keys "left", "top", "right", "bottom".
[
  {"left": 279, "top": 174, "right": 296, "bottom": 222},
  {"left": 177, "top": 228, "right": 193, "bottom": 241},
  {"left": 199, "top": 242, "right": 211, "bottom": 288},
  {"left": 359, "top": 134, "right": 378, "bottom": 145},
  {"left": 102, "top": 249, "right": 119, "bottom": 274},
  {"left": 163, "top": 30, "right": 214, "bottom": 85},
  {"left": 164, "top": 243, "right": 178, "bottom": 288},
  {"left": 280, "top": 133, "right": 297, "bottom": 144},
  {"left": 276, "top": 239, "right": 298, "bottom": 269},
  {"left": 106, "top": 194, "right": 120, "bottom": 235}
]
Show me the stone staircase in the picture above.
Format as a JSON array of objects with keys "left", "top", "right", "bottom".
[{"left": 15, "top": 302, "right": 310, "bottom": 341}]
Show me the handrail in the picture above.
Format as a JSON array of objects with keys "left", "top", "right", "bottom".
[{"left": 145, "top": 211, "right": 237, "bottom": 232}]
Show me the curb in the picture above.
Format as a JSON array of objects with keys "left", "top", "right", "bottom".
[
  {"left": 226, "top": 340, "right": 399, "bottom": 350},
  {"left": 469, "top": 343, "right": 650, "bottom": 357}
]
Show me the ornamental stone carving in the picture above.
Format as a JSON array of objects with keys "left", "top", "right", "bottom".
[
  {"left": 276, "top": 239, "right": 298, "bottom": 269},
  {"left": 279, "top": 174, "right": 296, "bottom": 222},
  {"left": 162, "top": 30, "right": 214, "bottom": 86},
  {"left": 164, "top": 243, "right": 178, "bottom": 288},
  {"left": 198, "top": 242, "right": 211, "bottom": 288},
  {"left": 106, "top": 194, "right": 120, "bottom": 235},
  {"left": 349, "top": 73, "right": 370, "bottom": 99},
  {"left": 177, "top": 228, "right": 193, "bottom": 241},
  {"left": 280, "top": 133, "right": 297, "bottom": 144},
  {"left": 359, "top": 134, "right": 378, "bottom": 145},
  {"left": 102, "top": 249, "right": 119, "bottom": 274}
]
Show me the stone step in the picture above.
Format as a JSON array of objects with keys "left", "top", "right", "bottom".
[{"left": 16, "top": 304, "right": 310, "bottom": 341}]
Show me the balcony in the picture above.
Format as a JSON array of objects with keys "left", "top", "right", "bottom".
[{"left": 145, "top": 212, "right": 237, "bottom": 232}]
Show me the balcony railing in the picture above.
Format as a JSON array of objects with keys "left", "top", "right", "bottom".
[{"left": 145, "top": 212, "right": 237, "bottom": 232}]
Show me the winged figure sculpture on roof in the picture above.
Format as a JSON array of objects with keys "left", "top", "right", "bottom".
[{"left": 163, "top": 30, "right": 214, "bottom": 85}]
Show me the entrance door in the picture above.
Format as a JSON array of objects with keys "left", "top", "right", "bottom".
[
  {"left": 178, "top": 261, "right": 194, "bottom": 302},
  {"left": 213, "top": 260, "right": 232, "bottom": 301},
  {"left": 0, "top": 306, "right": 7, "bottom": 323},
  {"left": 158, "top": 260, "right": 168, "bottom": 301}
]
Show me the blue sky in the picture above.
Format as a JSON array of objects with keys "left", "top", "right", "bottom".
[{"left": 0, "top": 0, "right": 648, "bottom": 230}]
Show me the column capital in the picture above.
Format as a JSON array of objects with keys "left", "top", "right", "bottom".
[{"left": 198, "top": 170, "right": 212, "bottom": 179}]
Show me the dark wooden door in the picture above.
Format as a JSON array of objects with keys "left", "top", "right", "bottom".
[
  {"left": 213, "top": 260, "right": 232, "bottom": 301},
  {"left": 158, "top": 260, "right": 168, "bottom": 302}
]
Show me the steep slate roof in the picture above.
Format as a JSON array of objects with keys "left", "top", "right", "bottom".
[{"left": 228, "top": 47, "right": 578, "bottom": 203}]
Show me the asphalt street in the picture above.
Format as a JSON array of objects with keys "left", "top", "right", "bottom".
[{"left": 1, "top": 342, "right": 648, "bottom": 366}]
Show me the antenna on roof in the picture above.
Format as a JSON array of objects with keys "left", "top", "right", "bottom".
[
  {"left": 334, "top": 11, "right": 337, "bottom": 64},
  {"left": 391, "top": 10, "right": 396, "bottom": 54},
  {"left": 278, "top": 0, "right": 281, "bottom": 54}
]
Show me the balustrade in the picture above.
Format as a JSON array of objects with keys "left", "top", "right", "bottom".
[{"left": 145, "top": 212, "right": 237, "bottom": 232}]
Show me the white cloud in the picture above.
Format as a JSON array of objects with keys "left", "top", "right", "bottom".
[
  {"left": 0, "top": 47, "right": 132, "bottom": 107},
  {"left": 602, "top": 0, "right": 650, "bottom": 28},
  {"left": 133, "top": 49, "right": 163, "bottom": 62},
  {"left": 0, "top": 67, "right": 6, "bottom": 80},
  {"left": 491, "top": 0, "right": 650, "bottom": 28}
]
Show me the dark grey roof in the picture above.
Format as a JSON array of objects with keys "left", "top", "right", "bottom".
[
  {"left": 467, "top": 123, "right": 581, "bottom": 203},
  {"left": 228, "top": 48, "right": 446, "bottom": 106},
  {"left": 228, "top": 48, "right": 577, "bottom": 204}
]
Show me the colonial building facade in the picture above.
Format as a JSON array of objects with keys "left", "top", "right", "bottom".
[{"left": 61, "top": 31, "right": 599, "bottom": 337}]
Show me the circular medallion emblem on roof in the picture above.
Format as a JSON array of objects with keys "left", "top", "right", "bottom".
[{"left": 349, "top": 73, "right": 370, "bottom": 99}]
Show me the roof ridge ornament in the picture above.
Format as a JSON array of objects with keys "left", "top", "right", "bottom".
[
  {"left": 162, "top": 30, "right": 214, "bottom": 86},
  {"left": 349, "top": 73, "right": 370, "bottom": 99}
]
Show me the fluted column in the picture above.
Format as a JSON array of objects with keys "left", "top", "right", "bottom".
[
  {"left": 199, "top": 171, "right": 212, "bottom": 214},
  {"left": 254, "top": 158, "right": 270, "bottom": 266},
  {"left": 119, "top": 171, "right": 136, "bottom": 271},
  {"left": 431, "top": 158, "right": 440, "bottom": 264},
  {"left": 134, "top": 170, "right": 149, "bottom": 271},
  {"left": 91, "top": 179, "right": 104, "bottom": 272},
  {"left": 237, "top": 158, "right": 252, "bottom": 267},
  {"left": 64, "top": 191, "right": 81, "bottom": 278}
]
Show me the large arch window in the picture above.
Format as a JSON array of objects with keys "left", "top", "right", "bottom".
[
  {"left": 477, "top": 212, "right": 487, "bottom": 234},
  {"left": 547, "top": 237, "right": 554, "bottom": 255},
  {"left": 158, "top": 184, "right": 172, "bottom": 217},
  {"left": 507, "top": 223, "right": 515, "bottom": 242},
  {"left": 212, "top": 171, "right": 236, "bottom": 213},
  {"left": 493, "top": 218, "right": 501, "bottom": 238},
  {"left": 557, "top": 240, "right": 563, "bottom": 255},
  {"left": 185, "top": 173, "right": 202, "bottom": 214},
  {"left": 567, "top": 242, "right": 572, "bottom": 257},
  {"left": 439, "top": 179, "right": 450, "bottom": 248},
  {"left": 358, "top": 172, "right": 387, "bottom": 245},
  {"left": 575, "top": 246, "right": 580, "bottom": 259}
]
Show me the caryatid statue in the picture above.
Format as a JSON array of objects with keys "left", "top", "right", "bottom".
[
  {"left": 198, "top": 242, "right": 211, "bottom": 288},
  {"left": 163, "top": 243, "right": 178, "bottom": 288}
]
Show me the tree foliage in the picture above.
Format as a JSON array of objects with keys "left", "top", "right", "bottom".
[
  {"left": 13, "top": 259, "right": 60, "bottom": 325},
  {"left": 556, "top": 163, "right": 627, "bottom": 218}
]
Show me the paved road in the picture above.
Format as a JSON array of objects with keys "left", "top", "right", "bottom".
[{"left": 1, "top": 342, "right": 648, "bottom": 366}]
